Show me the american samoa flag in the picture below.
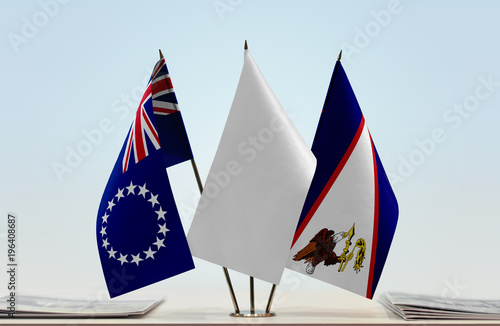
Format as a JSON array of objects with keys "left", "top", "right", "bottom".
[
  {"left": 286, "top": 58, "right": 398, "bottom": 299},
  {"left": 97, "top": 55, "right": 194, "bottom": 297},
  {"left": 122, "top": 57, "right": 193, "bottom": 173}
]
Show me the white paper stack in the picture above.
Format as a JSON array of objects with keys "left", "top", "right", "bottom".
[
  {"left": 380, "top": 292, "right": 500, "bottom": 320},
  {"left": 0, "top": 294, "right": 162, "bottom": 318}
]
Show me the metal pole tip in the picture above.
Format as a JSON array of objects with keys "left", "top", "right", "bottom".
[
  {"left": 337, "top": 50, "right": 342, "bottom": 61},
  {"left": 244, "top": 40, "right": 248, "bottom": 50},
  {"left": 159, "top": 49, "right": 164, "bottom": 59}
]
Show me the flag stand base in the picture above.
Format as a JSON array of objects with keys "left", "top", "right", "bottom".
[
  {"left": 228, "top": 277, "right": 277, "bottom": 317},
  {"left": 230, "top": 311, "right": 276, "bottom": 317}
]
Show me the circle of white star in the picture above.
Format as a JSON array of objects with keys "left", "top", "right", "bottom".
[{"left": 100, "top": 181, "right": 170, "bottom": 266}]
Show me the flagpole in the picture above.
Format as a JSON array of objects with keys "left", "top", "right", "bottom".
[
  {"left": 243, "top": 39, "right": 259, "bottom": 316},
  {"left": 237, "top": 40, "right": 277, "bottom": 318},
  {"left": 250, "top": 276, "right": 255, "bottom": 314},
  {"left": 190, "top": 159, "right": 204, "bottom": 194},
  {"left": 265, "top": 284, "right": 277, "bottom": 314},
  {"left": 158, "top": 48, "right": 240, "bottom": 315},
  {"left": 191, "top": 156, "right": 240, "bottom": 314},
  {"left": 244, "top": 38, "right": 255, "bottom": 316}
]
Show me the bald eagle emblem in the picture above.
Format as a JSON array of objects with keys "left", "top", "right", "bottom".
[{"left": 292, "top": 223, "right": 366, "bottom": 274}]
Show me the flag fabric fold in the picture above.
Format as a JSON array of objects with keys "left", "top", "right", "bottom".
[
  {"left": 97, "top": 57, "right": 194, "bottom": 298},
  {"left": 286, "top": 60, "right": 398, "bottom": 299},
  {"left": 187, "top": 50, "right": 316, "bottom": 285}
]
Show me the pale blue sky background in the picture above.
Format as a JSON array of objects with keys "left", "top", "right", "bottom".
[{"left": 1, "top": 0, "right": 499, "bottom": 303}]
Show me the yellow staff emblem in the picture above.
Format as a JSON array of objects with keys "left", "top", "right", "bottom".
[{"left": 337, "top": 224, "right": 366, "bottom": 273}]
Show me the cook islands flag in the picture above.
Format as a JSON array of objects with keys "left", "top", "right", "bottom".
[
  {"left": 286, "top": 55, "right": 398, "bottom": 299},
  {"left": 97, "top": 56, "right": 194, "bottom": 298}
]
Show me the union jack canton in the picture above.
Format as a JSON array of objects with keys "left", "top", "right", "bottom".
[{"left": 122, "top": 57, "right": 192, "bottom": 173}]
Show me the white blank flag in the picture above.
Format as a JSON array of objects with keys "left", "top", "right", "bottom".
[{"left": 187, "top": 50, "right": 316, "bottom": 284}]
